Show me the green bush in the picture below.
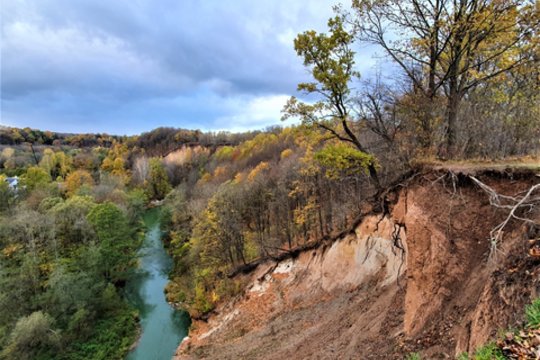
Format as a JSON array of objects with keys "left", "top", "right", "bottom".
[
  {"left": 455, "top": 342, "right": 505, "bottom": 360},
  {"left": 472, "top": 343, "right": 505, "bottom": 360},
  {"left": 61, "top": 307, "right": 137, "bottom": 360},
  {"left": 405, "top": 352, "right": 421, "bottom": 360},
  {"left": 525, "top": 298, "right": 540, "bottom": 328}
]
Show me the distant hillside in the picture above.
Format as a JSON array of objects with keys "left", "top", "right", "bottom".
[{"left": 0, "top": 126, "right": 266, "bottom": 157}]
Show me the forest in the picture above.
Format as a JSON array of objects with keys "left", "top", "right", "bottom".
[{"left": 0, "top": 0, "right": 538, "bottom": 358}]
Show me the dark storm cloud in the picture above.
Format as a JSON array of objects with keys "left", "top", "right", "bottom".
[{"left": 0, "top": 0, "right": 366, "bottom": 134}]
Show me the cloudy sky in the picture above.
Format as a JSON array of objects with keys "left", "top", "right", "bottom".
[{"left": 1, "top": 0, "right": 381, "bottom": 135}]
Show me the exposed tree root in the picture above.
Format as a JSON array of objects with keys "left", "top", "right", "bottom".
[{"left": 470, "top": 176, "right": 540, "bottom": 259}]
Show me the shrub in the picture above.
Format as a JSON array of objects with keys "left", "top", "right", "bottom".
[{"left": 525, "top": 298, "right": 540, "bottom": 328}]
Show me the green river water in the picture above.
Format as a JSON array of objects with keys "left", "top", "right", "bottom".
[{"left": 126, "top": 209, "right": 190, "bottom": 360}]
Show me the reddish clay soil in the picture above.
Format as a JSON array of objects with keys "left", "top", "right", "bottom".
[{"left": 176, "top": 169, "right": 540, "bottom": 360}]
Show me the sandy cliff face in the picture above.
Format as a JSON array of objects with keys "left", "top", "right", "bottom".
[{"left": 176, "top": 170, "right": 540, "bottom": 359}]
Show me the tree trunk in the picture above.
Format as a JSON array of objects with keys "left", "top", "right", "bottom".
[
  {"left": 340, "top": 119, "right": 382, "bottom": 191},
  {"left": 367, "top": 163, "right": 381, "bottom": 191},
  {"left": 444, "top": 89, "right": 461, "bottom": 158}
]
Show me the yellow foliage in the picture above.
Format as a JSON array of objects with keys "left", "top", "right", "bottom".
[
  {"left": 233, "top": 172, "right": 246, "bottom": 184},
  {"left": 247, "top": 161, "right": 270, "bottom": 182},
  {"left": 100, "top": 142, "right": 130, "bottom": 182},
  {"left": 65, "top": 169, "right": 94, "bottom": 196},
  {"left": 214, "top": 146, "right": 234, "bottom": 161},
  {"left": 280, "top": 148, "right": 293, "bottom": 160},
  {"left": 199, "top": 173, "right": 212, "bottom": 183},
  {"left": 236, "top": 133, "right": 279, "bottom": 160},
  {"left": 213, "top": 166, "right": 228, "bottom": 179},
  {"left": 211, "top": 291, "right": 219, "bottom": 303},
  {"left": 2, "top": 244, "right": 21, "bottom": 258}
]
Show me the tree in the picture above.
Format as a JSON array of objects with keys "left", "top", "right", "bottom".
[
  {"left": 39, "top": 149, "right": 72, "bottom": 179},
  {"left": 50, "top": 195, "right": 96, "bottom": 246},
  {"left": 144, "top": 158, "right": 172, "bottom": 200},
  {"left": 437, "top": 0, "right": 538, "bottom": 155},
  {"left": 282, "top": 16, "right": 381, "bottom": 189},
  {"left": 1, "top": 311, "right": 58, "bottom": 360},
  {"left": 314, "top": 142, "right": 375, "bottom": 179},
  {"left": 0, "top": 175, "right": 15, "bottom": 212},
  {"left": 100, "top": 142, "right": 130, "bottom": 183},
  {"left": 132, "top": 156, "right": 149, "bottom": 185},
  {"left": 349, "top": 0, "right": 539, "bottom": 155},
  {"left": 64, "top": 169, "right": 94, "bottom": 196},
  {"left": 21, "top": 166, "right": 51, "bottom": 191},
  {"left": 87, "top": 202, "right": 135, "bottom": 283}
]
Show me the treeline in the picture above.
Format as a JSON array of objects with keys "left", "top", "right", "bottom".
[
  {"left": 132, "top": 127, "right": 261, "bottom": 156},
  {"left": 0, "top": 126, "right": 261, "bottom": 158},
  {"left": 0, "top": 126, "right": 123, "bottom": 148}
]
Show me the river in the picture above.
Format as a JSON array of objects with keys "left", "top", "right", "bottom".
[{"left": 126, "top": 208, "right": 191, "bottom": 360}]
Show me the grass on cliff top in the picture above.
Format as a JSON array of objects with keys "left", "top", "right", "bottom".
[{"left": 414, "top": 155, "right": 540, "bottom": 173}]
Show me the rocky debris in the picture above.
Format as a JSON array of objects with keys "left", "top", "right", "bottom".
[{"left": 498, "top": 329, "right": 540, "bottom": 359}]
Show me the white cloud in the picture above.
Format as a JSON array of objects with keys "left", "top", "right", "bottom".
[{"left": 213, "top": 94, "right": 293, "bottom": 132}]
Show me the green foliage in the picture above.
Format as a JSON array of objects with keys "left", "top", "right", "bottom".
[
  {"left": 87, "top": 202, "right": 136, "bottom": 282},
  {"left": 1, "top": 311, "right": 59, "bottom": 360},
  {"left": 314, "top": 143, "right": 375, "bottom": 179},
  {"left": 0, "top": 175, "right": 15, "bottom": 212},
  {"left": 472, "top": 343, "right": 505, "bottom": 360},
  {"left": 126, "top": 188, "right": 148, "bottom": 225},
  {"left": 405, "top": 353, "right": 421, "bottom": 360},
  {"left": 21, "top": 166, "right": 51, "bottom": 191},
  {"left": 282, "top": 15, "right": 380, "bottom": 187},
  {"left": 282, "top": 15, "right": 356, "bottom": 126},
  {"left": 0, "top": 139, "right": 149, "bottom": 360},
  {"left": 144, "top": 158, "right": 171, "bottom": 200},
  {"left": 525, "top": 298, "right": 540, "bottom": 328},
  {"left": 458, "top": 299, "right": 540, "bottom": 359},
  {"left": 59, "top": 307, "right": 137, "bottom": 360},
  {"left": 50, "top": 195, "right": 96, "bottom": 246},
  {"left": 38, "top": 196, "right": 64, "bottom": 213},
  {"left": 293, "top": 16, "right": 356, "bottom": 100},
  {"left": 452, "top": 344, "right": 506, "bottom": 360},
  {"left": 193, "top": 282, "right": 215, "bottom": 314},
  {"left": 163, "top": 188, "right": 192, "bottom": 267},
  {"left": 214, "top": 146, "right": 234, "bottom": 161},
  {"left": 39, "top": 149, "right": 72, "bottom": 180}
]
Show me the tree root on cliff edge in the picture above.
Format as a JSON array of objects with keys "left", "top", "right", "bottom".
[{"left": 470, "top": 176, "right": 540, "bottom": 259}]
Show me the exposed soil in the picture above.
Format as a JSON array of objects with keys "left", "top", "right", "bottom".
[{"left": 175, "top": 168, "right": 540, "bottom": 359}]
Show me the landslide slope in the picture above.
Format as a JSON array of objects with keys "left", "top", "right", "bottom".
[{"left": 176, "top": 169, "right": 540, "bottom": 359}]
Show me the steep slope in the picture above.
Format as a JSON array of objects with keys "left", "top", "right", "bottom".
[{"left": 176, "top": 169, "right": 540, "bottom": 359}]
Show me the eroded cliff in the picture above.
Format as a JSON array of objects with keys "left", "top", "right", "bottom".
[{"left": 176, "top": 169, "right": 540, "bottom": 359}]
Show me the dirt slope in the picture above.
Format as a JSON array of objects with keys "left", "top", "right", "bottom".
[{"left": 175, "top": 169, "right": 540, "bottom": 359}]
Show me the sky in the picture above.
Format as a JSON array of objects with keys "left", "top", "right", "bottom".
[{"left": 0, "top": 0, "right": 382, "bottom": 135}]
